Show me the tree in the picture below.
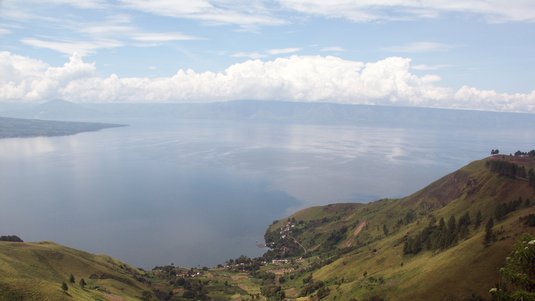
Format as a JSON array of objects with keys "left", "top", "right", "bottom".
[
  {"left": 79, "top": 278, "right": 86, "bottom": 289},
  {"left": 484, "top": 218, "right": 494, "bottom": 245},
  {"left": 383, "top": 224, "right": 389, "bottom": 236},
  {"left": 474, "top": 211, "right": 482, "bottom": 229},
  {"left": 489, "top": 235, "right": 535, "bottom": 300},
  {"left": 529, "top": 168, "right": 535, "bottom": 188},
  {"left": 447, "top": 216, "right": 457, "bottom": 245},
  {"left": 317, "top": 286, "right": 331, "bottom": 299},
  {"left": 69, "top": 274, "right": 75, "bottom": 284},
  {"left": 0, "top": 235, "right": 23, "bottom": 242},
  {"left": 61, "top": 282, "right": 68, "bottom": 293},
  {"left": 141, "top": 291, "right": 153, "bottom": 301}
]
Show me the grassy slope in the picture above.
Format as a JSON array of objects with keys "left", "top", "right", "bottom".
[
  {"left": 0, "top": 241, "right": 149, "bottom": 301},
  {"left": 265, "top": 157, "right": 535, "bottom": 300}
]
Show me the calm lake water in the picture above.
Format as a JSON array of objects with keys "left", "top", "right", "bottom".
[{"left": 1, "top": 118, "right": 535, "bottom": 268}]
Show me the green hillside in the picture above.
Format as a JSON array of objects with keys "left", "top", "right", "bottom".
[
  {"left": 0, "top": 241, "right": 151, "bottom": 301},
  {"left": 262, "top": 156, "right": 535, "bottom": 300}
]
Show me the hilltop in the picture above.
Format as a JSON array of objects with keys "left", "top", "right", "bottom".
[
  {"left": 0, "top": 241, "right": 152, "bottom": 301},
  {"left": 1, "top": 155, "right": 534, "bottom": 300}
]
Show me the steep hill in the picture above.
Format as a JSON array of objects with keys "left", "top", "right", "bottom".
[
  {"left": 0, "top": 241, "right": 151, "bottom": 301},
  {"left": 263, "top": 156, "right": 535, "bottom": 300}
]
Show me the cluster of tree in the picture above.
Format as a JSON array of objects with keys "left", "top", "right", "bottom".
[
  {"left": 61, "top": 274, "right": 86, "bottom": 294},
  {"left": 173, "top": 278, "right": 208, "bottom": 300},
  {"left": 253, "top": 270, "right": 285, "bottom": 300},
  {"left": 523, "top": 214, "right": 535, "bottom": 227},
  {"left": 495, "top": 198, "right": 524, "bottom": 221},
  {"left": 530, "top": 169, "right": 535, "bottom": 188},
  {"left": 491, "top": 149, "right": 535, "bottom": 157},
  {"left": 513, "top": 150, "right": 535, "bottom": 157},
  {"left": 403, "top": 212, "right": 474, "bottom": 255},
  {"left": 486, "top": 160, "right": 527, "bottom": 179},
  {"left": 488, "top": 235, "right": 535, "bottom": 300},
  {"left": 260, "top": 285, "right": 285, "bottom": 301},
  {"left": 0, "top": 235, "right": 23, "bottom": 242},
  {"left": 225, "top": 255, "right": 262, "bottom": 272},
  {"left": 396, "top": 209, "right": 417, "bottom": 227},
  {"left": 322, "top": 226, "right": 348, "bottom": 250},
  {"left": 299, "top": 277, "right": 330, "bottom": 299}
]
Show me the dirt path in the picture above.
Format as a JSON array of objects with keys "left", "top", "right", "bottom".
[
  {"left": 105, "top": 294, "right": 124, "bottom": 301},
  {"left": 346, "top": 220, "right": 368, "bottom": 247},
  {"left": 288, "top": 234, "right": 307, "bottom": 255},
  {"left": 353, "top": 220, "right": 367, "bottom": 237}
]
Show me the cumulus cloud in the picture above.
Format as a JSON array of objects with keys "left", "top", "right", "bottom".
[
  {"left": 1, "top": 51, "right": 534, "bottom": 113},
  {"left": 0, "top": 52, "right": 95, "bottom": 101}
]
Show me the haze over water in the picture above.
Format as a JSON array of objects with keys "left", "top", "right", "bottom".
[{"left": 2, "top": 106, "right": 535, "bottom": 268}]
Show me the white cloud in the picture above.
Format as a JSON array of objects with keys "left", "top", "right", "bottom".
[
  {"left": 20, "top": 38, "right": 123, "bottom": 56},
  {"left": 267, "top": 47, "right": 302, "bottom": 55},
  {"left": 1, "top": 51, "right": 535, "bottom": 113},
  {"left": 231, "top": 52, "right": 266, "bottom": 59},
  {"left": 231, "top": 47, "right": 301, "bottom": 59},
  {"left": 412, "top": 64, "right": 451, "bottom": 71},
  {"left": 0, "top": 51, "right": 95, "bottom": 101},
  {"left": 130, "top": 32, "right": 200, "bottom": 42},
  {"left": 383, "top": 42, "right": 454, "bottom": 53},
  {"left": 0, "top": 28, "right": 11, "bottom": 35},
  {"left": 320, "top": 46, "right": 345, "bottom": 52},
  {"left": 277, "top": 0, "right": 535, "bottom": 23},
  {"left": 38, "top": 0, "right": 107, "bottom": 9},
  {"left": 119, "top": 0, "right": 284, "bottom": 27}
]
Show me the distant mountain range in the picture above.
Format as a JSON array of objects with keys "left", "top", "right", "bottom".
[{"left": 1, "top": 100, "right": 534, "bottom": 130}]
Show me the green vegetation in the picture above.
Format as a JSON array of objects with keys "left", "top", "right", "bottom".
[
  {"left": 0, "top": 116, "right": 124, "bottom": 139},
  {"left": 259, "top": 155, "right": 535, "bottom": 300},
  {"left": 489, "top": 235, "right": 535, "bottom": 300},
  {"left": 1, "top": 154, "right": 535, "bottom": 300},
  {"left": 0, "top": 235, "right": 23, "bottom": 242},
  {"left": 0, "top": 241, "right": 151, "bottom": 300}
]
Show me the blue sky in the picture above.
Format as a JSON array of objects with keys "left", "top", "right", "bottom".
[{"left": 1, "top": 0, "right": 535, "bottom": 112}]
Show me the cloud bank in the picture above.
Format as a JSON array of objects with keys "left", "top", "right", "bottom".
[{"left": 1, "top": 51, "right": 534, "bottom": 113}]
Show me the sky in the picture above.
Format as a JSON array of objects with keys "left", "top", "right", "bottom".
[{"left": 0, "top": 0, "right": 535, "bottom": 112}]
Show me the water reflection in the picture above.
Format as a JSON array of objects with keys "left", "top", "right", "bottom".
[{"left": 1, "top": 120, "right": 535, "bottom": 268}]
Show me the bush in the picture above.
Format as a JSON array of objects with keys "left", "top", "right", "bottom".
[{"left": 0, "top": 235, "right": 23, "bottom": 242}]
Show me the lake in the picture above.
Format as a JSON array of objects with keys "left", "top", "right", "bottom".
[{"left": 1, "top": 115, "right": 535, "bottom": 268}]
